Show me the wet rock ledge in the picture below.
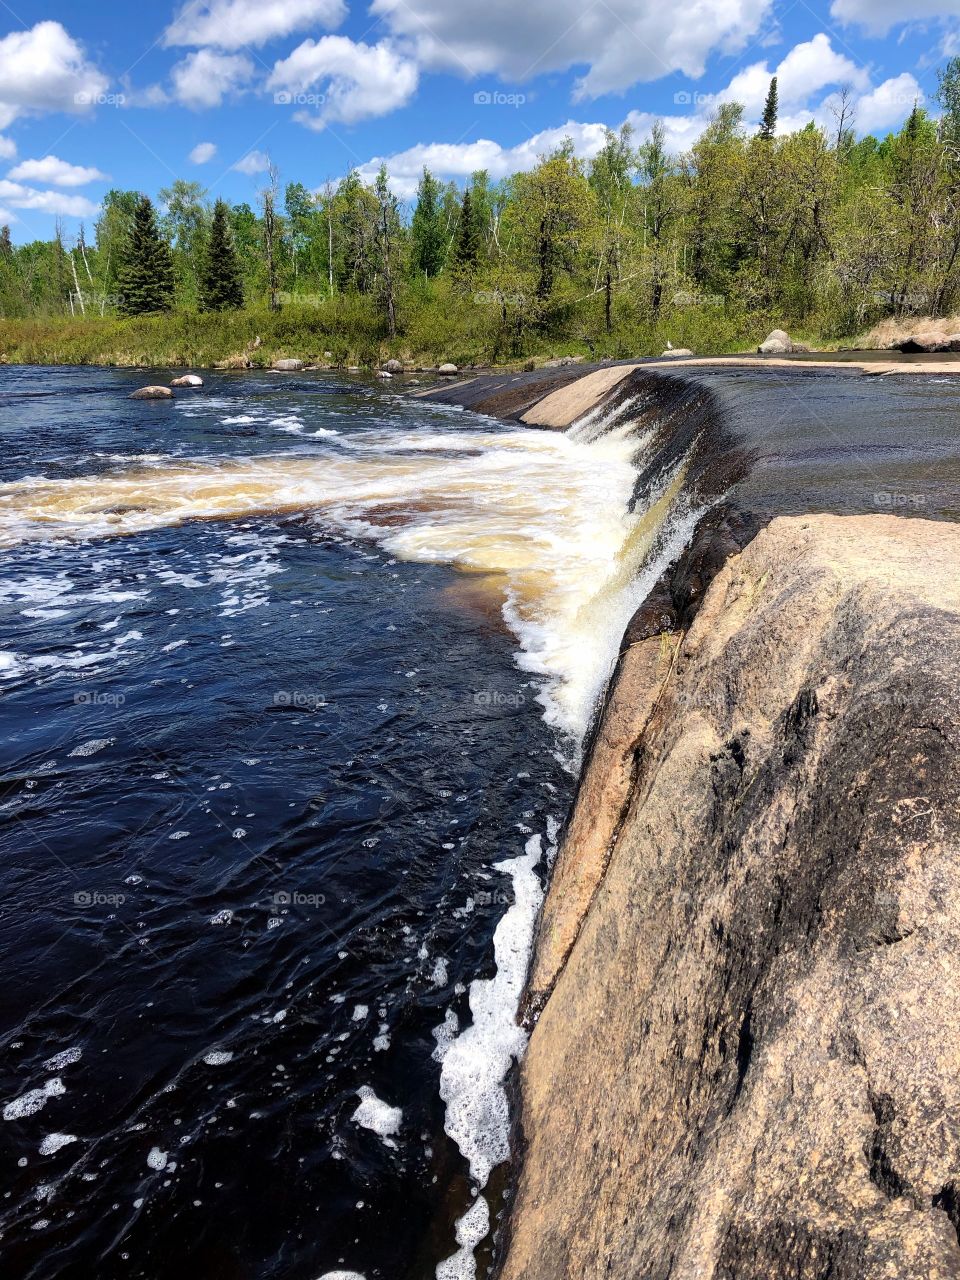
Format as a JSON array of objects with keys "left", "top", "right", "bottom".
[{"left": 500, "top": 513, "right": 960, "bottom": 1280}]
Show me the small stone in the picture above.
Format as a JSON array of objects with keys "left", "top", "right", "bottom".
[{"left": 171, "top": 374, "right": 203, "bottom": 387}]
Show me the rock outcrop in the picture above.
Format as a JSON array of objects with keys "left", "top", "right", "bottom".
[{"left": 500, "top": 514, "right": 960, "bottom": 1280}]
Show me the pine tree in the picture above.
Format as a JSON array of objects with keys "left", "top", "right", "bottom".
[
  {"left": 199, "top": 198, "right": 244, "bottom": 311},
  {"left": 453, "top": 189, "right": 480, "bottom": 271},
  {"left": 759, "top": 77, "right": 779, "bottom": 141},
  {"left": 410, "top": 168, "right": 445, "bottom": 277},
  {"left": 118, "top": 196, "right": 174, "bottom": 315}
]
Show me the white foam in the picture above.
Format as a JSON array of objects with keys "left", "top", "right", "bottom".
[
  {"left": 317, "top": 1273, "right": 366, "bottom": 1279},
  {"left": 68, "top": 738, "right": 114, "bottom": 758},
  {"left": 146, "top": 1147, "right": 168, "bottom": 1170},
  {"left": 42, "top": 1047, "right": 81, "bottom": 1071},
  {"left": 39, "top": 1132, "right": 77, "bottom": 1156},
  {"left": 203, "top": 1050, "right": 234, "bottom": 1066},
  {"left": 351, "top": 1087, "right": 402, "bottom": 1148},
  {"left": 436, "top": 1194, "right": 490, "bottom": 1280},
  {"left": 435, "top": 833, "right": 545, "bottom": 1186},
  {"left": 4, "top": 1078, "right": 65, "bottom": 1121}
]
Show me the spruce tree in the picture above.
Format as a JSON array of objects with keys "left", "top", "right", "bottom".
[
  {"left": 118, "top": 196, "right": 174, "bottom": 315},
  {"left": 453, "top": 189, "right": 480, "bottom": 272},
  {"left": 759, "top": 77, "right": 778, "bottom": 141},
  {"left": 410, "top": 168, "right": 445, "bottom": 277},
  {"left": 199, "top": 198, "right": 244, "bottom": 311}
]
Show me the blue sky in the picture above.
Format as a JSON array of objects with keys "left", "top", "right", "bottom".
[{"left": 0, "top": 0, "right": 958, "bottom": 240}]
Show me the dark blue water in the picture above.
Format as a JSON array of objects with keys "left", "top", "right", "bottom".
[{"left": 0, "top": 368, "right": 571, "bottom": 1280}]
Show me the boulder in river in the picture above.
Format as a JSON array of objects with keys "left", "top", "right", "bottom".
[
  {"left": 758, "top": 328, "right": 793, "bottom": 354},
  {"left": 129, "top": 386, "right": 173, "bottom": 400},
  {"left": 503, "top": 512, "right": 960, "bottom": 1280},
  {"left": 382, "top": 358, "right": 404, "bottom": 373},
  {"left": 171, "top": 374, "right": 203, "bottom": 388},
  {"left": 376, "top": 370, "right": 393, "bottom": 379},
  {"left": 438, "top": 363, "right": 459, "bottom": 375},
  {"left": 272, "top": 358, "right": 304, "bottom": 371}
]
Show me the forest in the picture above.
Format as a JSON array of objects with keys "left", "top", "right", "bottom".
[{"left": 3, "top": 64, "right": 960, "bottom": 368}]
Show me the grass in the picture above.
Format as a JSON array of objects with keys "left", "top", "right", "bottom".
[{"left": 0, "top": 288, "right": 860, "bottom": 371}]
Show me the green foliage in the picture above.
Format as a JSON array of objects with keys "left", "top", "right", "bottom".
[
  {"left": 410, "top": 168, "right": 446, "bottom": 277},
  {"left": 117, "top": 197, "right": 174, "bottom": 316},
  {"left": 9, "top": 70, "right": 960, "bottom": 362},
  {"left": 199, "top": 199, "right": 244, "bottom": 312}
]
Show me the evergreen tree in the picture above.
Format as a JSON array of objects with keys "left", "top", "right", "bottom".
[
  {"left": 0, "top": 225, "right": 11, "bottom": 257},
  {"left": 452, "top": 188, "right": 481, "bottom": 271},
  {"left": 199, "top": 199, "right": 244, "bottom": 311},
  {"left": 118, "top": 196, "right": 174, "bottom": 315},
  {"left": 410, "top": 168, "right": 445, "bottom": 277},
  {"left": 759, "top": 77, "right": 779, "bottom": 140}
]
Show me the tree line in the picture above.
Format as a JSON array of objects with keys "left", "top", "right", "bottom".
[{"left": 6, "top": 61, "right": 960, "bottom": 357}]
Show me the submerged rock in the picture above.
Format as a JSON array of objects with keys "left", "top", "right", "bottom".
[
  {"left": 129, "top": 385, "right": 173, "bottom": 400},
  {"left": 503, "top": 513, "right": 960, "bottom": 1280},
  {"left": 171, "top": 374, "right": 203, "bottom": 387}
]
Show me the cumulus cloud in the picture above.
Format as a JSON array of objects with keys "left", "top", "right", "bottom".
[
  {"left": 370, "top": 0, "right": 773, "bottom": 99},
  {"left": 8, "top": 156, "right": 106, "bottom": 187},
  {"left": 189, "top": 141, "right": 218, "bottom": 164},
  {"left": 850, "top": 73, "right": 924, "bottom": 133},
  {"left": 232, "top": 150, "right": 271, "bottom": 175},
  {"left": 164, "top": 0, "right": 346, "bottom": 49},
  {"left": 268, "top": 36, "right": 419, "bottom": 128},
  {"left": 355, "top": 121, "right": 612, "bottom": 198},
  {"left": 0, "top": 179, "right": 98, "bottom": 216},
  {"left": 0, "top": 136, "right": 15, "bottom": 161},
  {"left": 0, "top": 21, "right": 109, "bottom": 123},
  {"left": 718, "top": 34, "right": 869, "bottom": 118},
  {"left": 171, "top": 50, "right": 255, "bottom": 109},
  {"left": 830, "top": 0, "right": 960, "bottom": 35}
]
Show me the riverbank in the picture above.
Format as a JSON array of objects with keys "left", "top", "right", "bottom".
[{"left": 0, "top": 309, "right": 844, "bottom": 371}]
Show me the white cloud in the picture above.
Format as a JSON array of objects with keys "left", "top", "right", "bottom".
[
  {"left": 0, "top": 179, "right": 98, "bottom": 216},
  {"left": 370, "top": 0, "right": 773, "bottom": 99},
  {"left": 0, "top": 136, "right": 15, "bottom": 161},
  {"left": 0, "top": 21, "right": 109, "bottom": 124},
  {"left": 718, "top": 34, "right": 869, "bottom": 118},
  {"left": 171, "top": 50, "right": 255, "bottom": 109},
  {"left": 355, "top": 120, "right": 613, "bottom": 199},
  {"left": 268, "top": 36, "right": 419, "bottom": 128},
  {"left": 164, "top": 0, "right": 346, "bottom": 50},
  {"left": 189, "top": 141, "right": 218, "bottom": 164},
  {"left": 8, "top": 156, "right": 106, "bottom": 187},
  {"left": 849, "top": 73, "right": 924, "bottom": 133},
  {"left": 830, "top": 0, "right": 960, "bottom": 35},
  {"left": 232, "top": 150, "right": 271, "bottom": 175},
  {"left": 0, "top": 205, "right": 17, "bottom": 223}
]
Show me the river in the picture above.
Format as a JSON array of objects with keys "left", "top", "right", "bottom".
[{"left": 0, "top": 366, "right": 698, "bottom": 1280}]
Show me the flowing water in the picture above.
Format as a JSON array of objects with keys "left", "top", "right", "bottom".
[{"left": 0, "top": 367, "right": 698, "bottom": 1280}]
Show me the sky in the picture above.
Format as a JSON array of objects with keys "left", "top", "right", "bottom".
[{"left": 0, "top": 0, "right": 958, "bottom": 240}]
